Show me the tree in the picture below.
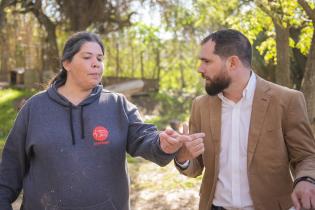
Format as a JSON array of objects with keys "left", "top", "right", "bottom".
[
  {"left": 24, "top": 0, "right": 59, "bottom": 80},
  {"left": 254, "top": 0, "right": 300, "bottom": 87},
  {"left": 0, "top": 0, "right": 16, "bottom": 81},
  {"left": 297, "top": 0, "right": 315, "bottom": 131},
  {"left": 0, "top": 0, "right": 59, "bottom": 82},
  {"left": 0, "top": 0, "right": 137, "bottom": 83},
  {"left": 55, "top": 0, "right": 134, "bottom": 33}
]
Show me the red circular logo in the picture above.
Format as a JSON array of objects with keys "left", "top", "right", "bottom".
[{"left": 93, "top": 126, "right": 109, "bottom": 142}]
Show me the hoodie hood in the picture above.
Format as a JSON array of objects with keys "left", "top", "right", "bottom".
[
  {"left": 47, "top": 80, "right": 103, "bottom": 106},
  {"left": 47, "top": 80, "right": 103, "bottom": 145}
]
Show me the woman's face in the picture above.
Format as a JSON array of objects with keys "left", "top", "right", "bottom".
[{"left": 63, "top": 41, "right": 104, "bottom": 90}]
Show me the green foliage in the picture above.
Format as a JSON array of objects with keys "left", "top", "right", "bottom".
[
  {"left": 0, "top": 89, "right": 35, "bottom": 147},
  {"left": 194, "top": 0, "right": 240, "bottom": 32},
  {"left": 255, "top": 0, "right": 302, "bottom": 27},
  {"left": 256, "top": 36, "right": 277, "bottom": 64},
  {"left": 228, "top": 0, "right": 312, "bottom": 67},
  {"left": 1, "top": 0, "right": 314, "bottom": 140},
  {"left": 296, "top": 23, "right": 314, "bottom": 56},
  {"left": 145, "top": 91, "right": 200, "bottom": 130},
  {"left": 103, "top": 23, "right": 163, "bottom": 79},
  {"left": 226, "top": 3, "right": 273, "bottom": 42}
]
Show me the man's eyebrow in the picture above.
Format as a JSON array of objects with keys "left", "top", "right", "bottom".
[{"left": 199, "top": 57, "right": 210, "bottom": 62}]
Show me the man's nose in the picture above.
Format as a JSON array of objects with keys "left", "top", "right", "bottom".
[{"left": 198, "top": 65, "right": 204, "bottom": 73}]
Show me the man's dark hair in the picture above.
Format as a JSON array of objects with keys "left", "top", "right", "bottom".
[{"left": 201, "top": 29, "right": 252, "bottom": 67}]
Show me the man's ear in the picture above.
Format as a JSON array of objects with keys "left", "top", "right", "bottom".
[
  {"left": 227, "top": 56, "right": 240, "bottom": 71},
  {"left": 62, "top": 60, "right": 71, "bottom": 72}
]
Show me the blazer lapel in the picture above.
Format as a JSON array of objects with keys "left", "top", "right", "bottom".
[
  {"left": 247, "top": 77, "right": 271, "bottom": 167},
  {"left": 209, "top": 96, "right": 222, "bottom": 169}
]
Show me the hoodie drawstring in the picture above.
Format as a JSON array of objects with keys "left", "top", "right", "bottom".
[
  {"left": 69, "top": 105, "right": 75, "bottom": 145},
  {"left": 80, "top": 105, "right": 85, "bottom": 139},
  {"left": 47, "top": 83, "right": 102, "bottom": 146},
  {"left": 69, "top": 104, "right": 86, "bottom": 145}
]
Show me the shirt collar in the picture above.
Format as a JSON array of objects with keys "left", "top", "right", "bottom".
[
  {"left": 243, "top": 71, "right": 256, "bottom": 101},
  {"left": 218, "top": 71, "right": 256, "bottom": 103}
]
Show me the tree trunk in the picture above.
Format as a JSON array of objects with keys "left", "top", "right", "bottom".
[
  {"left": 154, "top": 48, "right": 161, "bottom": 80},
  {"left": 0, "top": 29, "right": 9, "bottom": 81},
  {"left": 301, "top": 26, "right": 315, "bottom": 132},
  {"left": 297, "top": 0, "right": 315, "bottom": 132},
  {"left": 179, "top": 53, "right": 185, "bottom": 89},
  {"left": 115, "top": 42, "right": 120, "bottom": 77},
  {"left": 130, "top": 43, "right": 135, "bottom": 77},
  {"left": 0, "top": 0, "right": 15, "bottom": 81},
  {"left": 274, "top": 21, "right": 292, "bottom": 87},
  {"left": 140, "top": 51, "right": 144, "bottom": 79},
  {"left": 30, "top": 0, "right": 59, "bottom": 83},
  {"left": 290, "top": 27, "right": 307, "bottom": 90}
]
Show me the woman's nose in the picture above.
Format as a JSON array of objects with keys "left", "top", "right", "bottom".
[{"left": 91, "top": 59, "right": 100, "bottom": 68}]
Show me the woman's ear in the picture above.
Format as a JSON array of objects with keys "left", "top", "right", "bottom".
[{"left": 62, "top": 60, "right": 71, "bottom": 72}]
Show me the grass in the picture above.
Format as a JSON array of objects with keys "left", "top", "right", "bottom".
[
  {"left": 127, "top": 155, "right": 202, "bottom": 191},
  {"left": 0, "top": 88, "right": 35, "bottom": 148}
]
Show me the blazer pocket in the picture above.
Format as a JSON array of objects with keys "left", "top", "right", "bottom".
[
  {"left": 262, "top": 126, "right": 282, "bottom": 133},
  {"left": 258, "top": 128, "right": 289, "bottom": 171},
  {"left": 60, "top": 199, "right": 117, "bottom": 210}
]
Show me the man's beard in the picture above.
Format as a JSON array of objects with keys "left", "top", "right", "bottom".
[{"left": 204, "top": 70, "right": 231, "bottom": 96}]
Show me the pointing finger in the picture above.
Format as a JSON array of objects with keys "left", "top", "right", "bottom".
[
  {"left": 189, "top": 132, "right": 205, "bottom": 140},
  {"left": 164, "top": 128, "right": 179, "bottom": 138},
  {"left": 159, "top": 132, "right": 180, "bottom": 145},
  {"left": 183, "top": 123, "right": 189, "bottom": 135}
]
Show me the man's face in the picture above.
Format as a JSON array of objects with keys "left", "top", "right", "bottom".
[{"left": 198, "top": 40, "right": 231, "bottom": 96}]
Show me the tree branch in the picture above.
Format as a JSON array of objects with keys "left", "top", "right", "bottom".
[
  {"left": 0, "top": 0, "right": 16, "bottom": 9},
  {"left": 255, "top": 0, "right": 282, "bottom": 26},
  {"left": 297, "top": 0, "right": 315, "bottom": 22},
  {"left": 0, "top": 0, "right": 17, "bottom": 28}
]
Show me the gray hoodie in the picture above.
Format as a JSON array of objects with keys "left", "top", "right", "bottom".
[{"left": 0, "top": 82, "right": 174, "bottom": 210}]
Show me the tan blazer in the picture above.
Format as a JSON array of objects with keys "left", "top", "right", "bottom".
[{"left": 177, "top": 76, "right": 315, "bottom": 210}]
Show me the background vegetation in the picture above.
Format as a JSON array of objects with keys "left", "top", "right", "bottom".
[
  {"left": 1, "top": 0, "right": 314, "bottom": 133},
  {"left": 1, "top": 0, "right": 315, "bottom": 209}
]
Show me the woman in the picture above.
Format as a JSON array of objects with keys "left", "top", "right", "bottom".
[{"left": 0, "top": 32, "right": 185, "bottom": 210}]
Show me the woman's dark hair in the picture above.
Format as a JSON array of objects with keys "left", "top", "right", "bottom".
[
  {"left": 50, "top": 31, "right": 104, "bottom": 86},
  {"left": 201, "top": 29, "right": 252, "bottom": 67}
]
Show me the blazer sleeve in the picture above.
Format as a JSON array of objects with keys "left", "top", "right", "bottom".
[
  {"left": 176, "top": 97, "right": 204, "bottom": 177},
  {"left": 284, "top": 91, "right": 315, "bottom": 179}
]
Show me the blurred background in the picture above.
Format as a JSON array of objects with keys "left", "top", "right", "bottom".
[{"left": 0, "top": 0, "right": 315, "bottom": 209}]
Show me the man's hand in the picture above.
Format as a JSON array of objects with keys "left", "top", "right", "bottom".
[
  {"left": 159, "top": 128, "right": 182, "bottom": 154},
  {"left": 291, "top": 181, "right": 315, "bottom": 210},
  {"left": 175, "top": 124, "right": 205, "bottom": 163}
]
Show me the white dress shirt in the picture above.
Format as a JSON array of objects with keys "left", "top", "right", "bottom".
[{"left": 212, "top": 72, "right": 256, "bottom": 210}]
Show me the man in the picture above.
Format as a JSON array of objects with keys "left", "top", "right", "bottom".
[{"left": 175, "top": 29, "right": 315, "bottom": 210}]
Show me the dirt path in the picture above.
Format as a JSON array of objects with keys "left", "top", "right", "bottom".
[
  {"left": 129, "top": 158, "right": 200, "bottom": 210},
  {"left": 12, "top": 159, "right": 200, "bottom": 210}
]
